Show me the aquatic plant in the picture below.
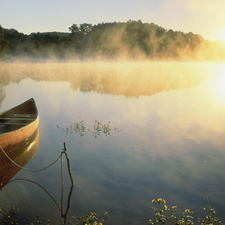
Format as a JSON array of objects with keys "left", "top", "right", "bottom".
[
  {"left": 57, "top": 120, "right": 121, "bottom": 137},
  {"left": 81, "top": 212, "right": 108, "bottom": 225},
  {"left": 149, "top": 198, "right": 224, "bottom": 225},
  {"left": 198, "top": 195, "right": 223, "bottom": 225},
  {"left": 1, "top": 199, "right": 224, "bottom": 225},
  {"left": 0, "top": 205, "right": 108, "bottom": 225}
]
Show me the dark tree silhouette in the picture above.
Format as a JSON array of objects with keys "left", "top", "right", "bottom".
[
  {"left": 0, "top": 25, "right": 8, "bottom": 57},
  {"left": 3, "top": 20, "right": 224, "bottom": 61}
]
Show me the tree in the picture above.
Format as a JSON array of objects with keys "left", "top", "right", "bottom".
[
  {"left": 0, "top": 25, "right": 8, "bottom": 56},
  {"left": 69, "top": 23, "right": 92, "bottom": 35},
  {"left": 69, "top": 24, "right": 79, "bottom": 33},
  {"left": 79, "top": 23, "right": 92, "bottom": 35}
]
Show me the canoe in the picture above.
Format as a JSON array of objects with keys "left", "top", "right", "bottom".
[
  {"left": 0, "top": 129, "right": 39, "bottom": 190},
  {"left": 0, "top": 98, "right": 39, "bottom": 153}
]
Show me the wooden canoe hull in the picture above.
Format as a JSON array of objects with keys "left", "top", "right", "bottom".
[{"left": 0, "top": 98, "right": 39, "bottom": 153}]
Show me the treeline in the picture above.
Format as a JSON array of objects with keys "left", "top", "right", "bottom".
[
  {"left": 1, "top": 20, "right": 225, "bottom": 61},
  {"left": 0, "top": 25, "right": 8, "bottom": 58}
]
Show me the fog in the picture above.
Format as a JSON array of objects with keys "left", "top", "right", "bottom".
[
  {"left": 2, "top": 21, "right": 225, "bottom": 62},
  {"left": 0, "top": 61, "right": 216, "bottom": 93}
]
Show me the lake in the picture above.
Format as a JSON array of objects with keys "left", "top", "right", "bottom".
[{"left": 0, "top": 61, "right": 225, "bottom": 224}]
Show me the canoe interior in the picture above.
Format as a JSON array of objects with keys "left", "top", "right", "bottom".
[{"left": 0, "top": 98, "right": 38, "bottom": 134}]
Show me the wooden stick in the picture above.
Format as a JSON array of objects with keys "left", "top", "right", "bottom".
[{"left": 63, "top": 142, "right": 74, "bottom": 186}]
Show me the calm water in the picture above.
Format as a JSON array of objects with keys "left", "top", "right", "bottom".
[{"left": 0, "top": 62, "right": 225, "bottom": 224}]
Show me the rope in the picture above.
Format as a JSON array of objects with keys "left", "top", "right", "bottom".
[
  {"left": 8, "top": 178, "right": 61, "bottom": 211},
  {"left": 1, "top": 142, "right": 74, "bottom": 224},
  {"left": 0, "top": 145, "right": 62, "bottom": 172}
]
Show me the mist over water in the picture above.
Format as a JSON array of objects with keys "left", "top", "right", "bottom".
[
  {"left": 0, "top": 61, "right": 225, "bottom": 224},
  {"left": 0, "top": 61, "right": 219, "bottom": 95},
  {"left": 2, "top": 21, "right": 225, "bottom": 62}
]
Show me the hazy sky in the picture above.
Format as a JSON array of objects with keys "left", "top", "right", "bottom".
[{"left": 0, "top": 0, "right": 225, "bottom": 41}]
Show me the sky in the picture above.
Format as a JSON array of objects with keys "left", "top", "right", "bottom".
[{"left": 0, "top": 0, "right": 225, "bottom": 41}]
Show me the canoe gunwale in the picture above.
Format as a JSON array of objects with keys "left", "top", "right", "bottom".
[{"left": 0, "top": 98, "right": 39, "bottom": 152}]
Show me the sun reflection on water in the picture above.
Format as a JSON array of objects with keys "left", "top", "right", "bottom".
[{"left": 210, "top": 71, "right": 225, "bottom": 103}]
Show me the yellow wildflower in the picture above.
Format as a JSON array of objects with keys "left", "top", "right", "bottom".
[
  {"left": 164, "top": 205, "right": 168, "bottom": 210},
  {"left": 152, "top": 199, "right": 156, "bottom": 203},
  {"left": 160, "top": 209, "right": 163, "bottom": 213},
  {"left": 213, "top": 211, "right": 216, "bottom": 214},
  {"left": 185, "top": 209, "right": 190, "bottom": 213},
  {"left": 99, "top": 223, "right": 103, "bottom": 225},
  {"left": 163, "top": 199, "right": 166, "bottom": 204},
  {"left": 158, "top": 198, "right": 162, "bottom": 203},
  {"left": 172, "top": 206, "right": 177, "bottom": 209}
]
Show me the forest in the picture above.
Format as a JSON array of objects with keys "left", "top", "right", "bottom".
[{"left": 1, "top": 20, "right": 225, "bottom": 61}]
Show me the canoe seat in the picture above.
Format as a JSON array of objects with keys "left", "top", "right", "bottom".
[
  {"left": 14, "top": 114, "right": 36, "bottom": 118},
  {"left": 0, "top": 98, "right": 38, "bottom": 135},
  {"left": 0, "top": 114, "right": 36, "bottom": 122},
  {"left": 0, "top": 122, "right": 28, "bottom": 125},
  {"left": 0, "top": 117, "right": 34, "bottom": 121},
  {"left": 0, "top": 114, "right": 36, "bottom": 126}
]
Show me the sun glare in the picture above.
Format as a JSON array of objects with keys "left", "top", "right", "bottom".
[
  {"left": 211, "top": 73, "right": 225, "bottom": 102},
  {"left": 218, "top": 29, "right": 225, "bottom": 42}
]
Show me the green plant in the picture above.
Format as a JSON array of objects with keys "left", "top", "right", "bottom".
[
  {"left": 150, "top": 198, "right": 169, "bottom": 224},
  {"left": 149, "top": 198, "right": 223, "bottom": 225},
  {"left": 199, "top": 196, "right": 223, "bottom": 225},
  {"left": 82, "top": 212, "right": 108, "bottom": 225}
]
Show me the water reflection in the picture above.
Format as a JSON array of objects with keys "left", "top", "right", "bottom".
[
  {"left": 0, "top": 130, "right": 74, "bottom": 224},
  {"left": 0, "top": 62, "right": 225, "bottom": 224},
  {"left": 0, "top": 62, "right": 217, "bottom": 99},
  {"left": 7, "top": 177, "right": 74, "bottom": 224},
  {"left": 0, "top": 129, "right": 39, "bottom": 189},
  {"left": 0, "top": 84, "right": 6, "bottom": 107},
  {"left": 209, "top": 74, "right": 225, "bottom": 103}
]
